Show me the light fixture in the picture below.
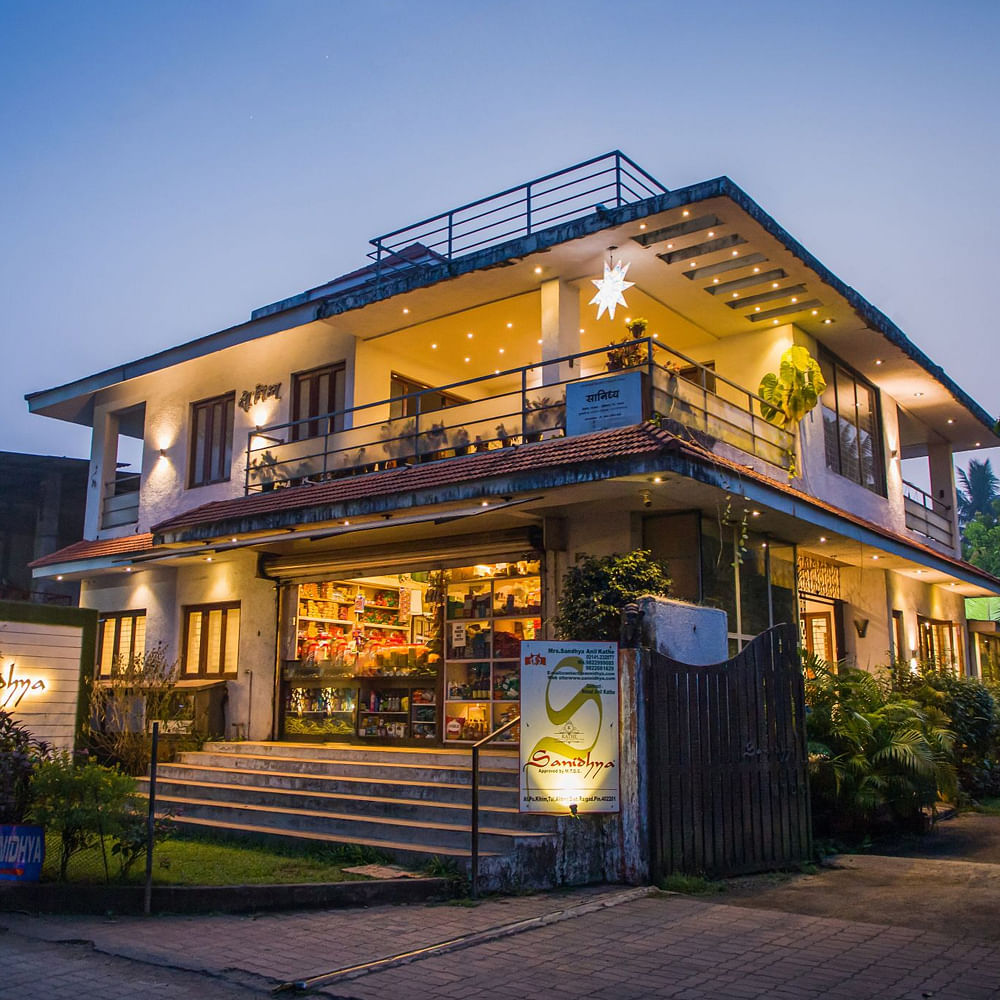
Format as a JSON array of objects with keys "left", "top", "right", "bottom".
[
  {"left": 915, "top": 569, "right": 924, "bottom": 574},
  {"left": 708, "top": 230, "right": 715, "bottom": 237},
  {"left": 230, "top": 537, "right": 238, "bottom": 543},
  {"left": 431, "top": 343, "right": 438, "bottom": 349},
  {"left": 772, "top": 282, "right": 779, "bottom": 288},
  {"left": 639, "top": 223, "right": 646, "bottom": 230},
  {"left": 125, "top": 567, "right": 132, "bottom": 573},
  {"left": 682, "top": 210, "right": 689, "bottom": 217},
  {"left": 874, "top": 359, "right": 883, "bottom": 365},
  {"left": 652, "top": 332, "right": 659, "bottom": 339},
  {"left": 872, "top": 555, "right": 880, "bottom": 560},
  {"left": 498, "top": 348, "right": 505, "bottom": 354},
  {"left": 947, "top": 418, "right": 954, "bottom": 425},
  {"left": 732, "top": 293, "right": 739, "bottom": 298},
  {"left": 819, "top": 536, "right": 827, "bottom": 543},
  {"left": 56, "top": 575, "right": 63, "bottom": 581},
  {"left": 811, "top": 310, "right": 818, "bottom": 316},
  {"left": 689, "top": 262, "right": 696, "bottom": 268},
  {"left": 751, "top": 510, "right": 760, "bottom": 517},
  {"left": 158, "top": 448, "right": 168, "bottom": 458},
  {"left": 753, "top": 267, "right": 760, "bottom": 273},
  {"left": 205, "top": 556, "right": 213, "bottom": 562},
  {"left": 507, "top": 322, "right": 513, "bottom": 328},
  {"left": 579, "top": 327, "right": 585, "bottom": 334},
  {"left": 713, "top": 278, "right": 719, "bottom": 284},
  {"left": 976, "top": 441, "right": 982, "bottom": 447},
  {"left": 790, "top": 297, "right": 797, "bottom": 303},
  {"left": 731, "top": 250, "right": 738, "bottom": 256},
  {"left": 403, "top": 307, "right": 409, "bottom": 314},
  {"left": 467, "top": 332, "right": 474, "bottom": 339},
  {"left": 823, "top": 318, "right": 833, "bottom": 325},
  {"left": 537, "top": 338, "right": 543, "bottom": 345},
  {"left": 666, "top": 243, "right": 673, "bottom": 249},
  {"left": 481, "top": 500, "right": 489, "bottom": 507},
  {"left": 464, "top": 357, "right": 471, "bottom": 363},
  {"left": 343, "top": 519, "right": 350, "bottom": 526},
  {"left": 652, "top": 476, "right": 663, "bottom": 483},
  {"left": 755, "top": 307, "right": 761, "bottom": 312},
  {"left": 914, "top": 392, "right": 925, "bottom": 398},
  {"left": 773, "top": 319, "right": 779, "bottom": 325},
  {"left": 534, "top": 266, "right": 543, "bottom": 274}
]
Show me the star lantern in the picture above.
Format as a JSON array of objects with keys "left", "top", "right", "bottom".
[{"left": 589, "top": 260, "right": 634, "bottom": 321}]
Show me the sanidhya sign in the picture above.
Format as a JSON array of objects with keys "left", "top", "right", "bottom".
[
  {"left": 565, "top": 370, "right": 644, "bottom": 437},
  {"left": 519, "top": 641, "right": 620, "bottom": 814}
]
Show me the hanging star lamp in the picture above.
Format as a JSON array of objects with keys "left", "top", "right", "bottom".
[{"left": 589, "top": 247, "right": 634, "bottom": 321}]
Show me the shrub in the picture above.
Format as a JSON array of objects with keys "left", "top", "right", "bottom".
[
  {"left": 28, "top": 753, "right": 139, "bottom": 881},
  {"left": 554, "top": 550, "right": 671, "bottom": 642},
  {"left": 0, "top": 710, "right": 50, "bottom": 824},
  {"left": 805, "top": 655, "right": 956, "bottom": 840}
]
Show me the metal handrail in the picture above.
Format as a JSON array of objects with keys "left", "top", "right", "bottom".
[
  {"left": 902, "top": 478, "right": 952, "bottom": 516},
  {"left": 368, "top": 152, "right": 666, "bottom": 283},
  {"left": 470, "top": 714, "right": 520, "bottom": 899}
]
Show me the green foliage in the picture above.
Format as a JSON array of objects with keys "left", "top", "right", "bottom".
[
  {"left": 658, "top": 873, "right": 725, "bottom": 895},
  {"left": 0, "top": 710, "right": 50, "bottom": 824},
  {"left": 957, "top": 458, "right": 999, "bottom": 527},
  {"left": 961, "top": 501, "right": 1000, "bottom": 576},
  {"left": 805, "top": 655, "right": 956, "bottom": 840},
  {"left": 28, "top": 753, "right": 139, "bottom": 881},
  {"left": 758, "top": 346, "right": 826, "bottom": 430},
  {"left": 554, "top": 550, "right": 671, "bottom": 642}
]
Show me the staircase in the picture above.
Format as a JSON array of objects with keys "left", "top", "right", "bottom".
[{"left": 139, "top": 741, "right": 559, "bottom": 869}]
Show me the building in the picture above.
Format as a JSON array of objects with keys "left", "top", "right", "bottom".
[
  {"left": 0, "top": 451, "right": 87, "bottom": 605},
  {"left": 26, "top": 152, "right": 1000, "bottom": 745}
]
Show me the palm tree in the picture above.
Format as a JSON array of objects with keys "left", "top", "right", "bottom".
[{"left": 957, "top": 459, "right": 999, "bottom": 527}]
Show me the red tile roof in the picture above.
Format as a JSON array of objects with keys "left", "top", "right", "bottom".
[
  {"left": 152, "top": 424, "right": 681, "bottom": 534},
  {"left": 29, "top": 533, "right": 154, "bottom": 568}
]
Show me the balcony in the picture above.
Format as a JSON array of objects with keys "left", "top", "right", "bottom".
[
  {"left": 903, "top": 479, "right": 955, "bottom": 549},
  {"left": 244, "top": 340, "right": 795, "bottom": 494},
  {"left": 101, "top": 472, "right": 140, "bottom": 529}
]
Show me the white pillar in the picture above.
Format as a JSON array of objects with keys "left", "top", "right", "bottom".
[
  {"left": 540, "top": 279, "right": 579, "bottom": 386},
  {"left": 928, "top": 442, "right": 961, "bottom": 555}
]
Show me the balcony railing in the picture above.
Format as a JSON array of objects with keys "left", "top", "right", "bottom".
[
  {"left": 903, "top": 479, "right": 955, "bottom": 549},
  {"left": 367, "top": 151, "right": 666, "bottom": 286},
  {"left": 101, "top": 472, "right": 140, "bottom": 529},
  {"left": 244, "top": 340, "right": 794, "bottom": 495}
]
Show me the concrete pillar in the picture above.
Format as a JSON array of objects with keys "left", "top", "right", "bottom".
[
  {"left": 928, "top": 441, "right": 961, "bottom": 555},
  {"left": 86, "top": 410, "right": 119, "bottom": 539},
  {"left": 539, "top": 279, "right": 579, "bottom": 386}
]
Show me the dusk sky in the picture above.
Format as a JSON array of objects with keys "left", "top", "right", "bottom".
[{"left": 2, "top": 1, "right": 998, "bottom": 477}]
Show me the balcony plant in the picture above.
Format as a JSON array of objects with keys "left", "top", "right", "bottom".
[
  {"left": 757, "top": 345, "right": 826, "bottom": 475},
  {"left": 451, "top": 427, "right": 471, "bottom": 456},
  {"left": 524, "top": 397, "right": 566, "bottom": 442},
  {"left": 249, "top": 450, "right": 280, "bottom": 491},
  {"left": 417, "top": 421, "right": 447, "bottom": 460},
  {"left": 379, "top": 418, "right": 416, "bottom": 466},
  {"left": 606, "top": 317, "right": 649, "bottom": 371}
]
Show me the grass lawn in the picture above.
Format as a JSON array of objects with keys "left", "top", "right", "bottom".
[
  {"left": 975, "top": 797, "right": 1000, "bottom": 815},
  {"left": 41, "top": 833, "right": 389, "bottom": 886}
]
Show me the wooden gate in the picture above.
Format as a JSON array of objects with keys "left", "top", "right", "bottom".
[{"left": 647, "top": 623, "right": 811, "bottom": 879}]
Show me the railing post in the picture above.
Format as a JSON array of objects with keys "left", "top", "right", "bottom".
[
  {"left": 448, "top": 213, "right": 454, "bottom": 259},
  {"left": 521, "top": 367, "right": 528, "bottom": 442},
  {"left": 244, "top": 433, "right": 252, "bottom": 494},
  {"left": 471, "top": 743, "right": 480, "bottom": 899},
  {"left": 615, "top": 151, "right": 622, "bottom": 207},
  {"left": 525, "top": 183, "right": 532, "bottom": 235},
  {"left": 144, "top": 720, "right": 159, "bottom": 917}
]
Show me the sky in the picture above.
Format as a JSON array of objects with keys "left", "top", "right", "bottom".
[{"left": 1, "top": 0, "right": 998, "bottom": 480}]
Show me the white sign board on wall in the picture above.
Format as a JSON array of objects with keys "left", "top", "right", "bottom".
[
  {"left": 519, "top": 641, "right": 620, "bottom": 814},
  {"left": 0, "top": 618, "right": 87, "bottom": 750}
]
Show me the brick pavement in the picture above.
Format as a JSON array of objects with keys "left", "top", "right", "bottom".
[{"left": 3, "top": 886, "right": 1000, "bottom": 999}]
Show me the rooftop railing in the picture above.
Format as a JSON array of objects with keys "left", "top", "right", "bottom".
[
  {"left": 244, "top": 340, "right": 794, "bottom": 495},
  {"left": 367, "top": 151, "right": 667, "bottom": 285}
]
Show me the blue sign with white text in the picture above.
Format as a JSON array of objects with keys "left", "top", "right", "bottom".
[{"left": 0, "top": 824, "right": 45, "bottom": 881}]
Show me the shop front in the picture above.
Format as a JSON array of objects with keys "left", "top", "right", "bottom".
[{"left": 271, "top": 536, "right": 541, "bottom": 746}]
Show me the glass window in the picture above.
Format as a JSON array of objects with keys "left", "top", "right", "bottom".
[
  {"left": 190, "top": 393, "right": 235, "bottom": 487},
  {"left": 183, "top": 603, "right": 240, "bottom": 676},
  {"left": 820, "top": 353, "right": 885, "bottom": 494},
  {"left": 389, "top": 374, "right": 462, "bottom": 420},
  {"left": 96, "top": 611, "right": 147, "bottom": 677},
  {"left": 292, "top": 363, "right": 345, "bottom": 441},
  {"left": 917, "top": 616, "right": 962, "bottom": 673}
]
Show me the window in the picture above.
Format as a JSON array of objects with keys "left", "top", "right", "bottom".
[
  {"left": 97, "top": 610, "right": 147, "bottom": 677},
  {"left": 820, "top": 353, "right": 885, "bottom": 494},
  {"left": 389, "top": 374, "right": 462, "bottom": 420},
  {"left": 190, "top": 393, "right": 235, "bottom": 487},
  {"left": 292, "top": 363, "right": 345, "bottom": 441},
  {"left": 918, "top": 616, "right": 962, "bottom": 673},
  {"left": 183, "top": 602, "right": 241, "bottom": 676}
]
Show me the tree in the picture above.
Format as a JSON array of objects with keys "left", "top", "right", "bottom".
[
  {"left": 957, "top": 459, "right": 999, "bottom": 527},
  {"left": 962, "top": 501, "right": 1000, "bottom": 577}
]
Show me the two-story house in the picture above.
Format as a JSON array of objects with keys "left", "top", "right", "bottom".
[{"left": 27, "top": 152, "right": 1000, "bottom": 746}]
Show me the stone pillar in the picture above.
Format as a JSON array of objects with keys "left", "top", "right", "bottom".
[
  {"left": 539, "top": 278, "right": 579, "bottom": 386},
  {"left": 928, "top": 441, "right": 961, "bottom": 555}
]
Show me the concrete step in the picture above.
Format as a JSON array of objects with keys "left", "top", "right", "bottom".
[
  {"left": 153, "top": 793, "right": 550, "bottom": 853},
  {"left": 147, "top": 762, "right": 517, "bottom": 807},
  {"left": 178, "top": 750, "right": 517, "bottom": 788},
  {"left": 205, "top": 741, "right": 520, "bottom": 770},
  {"left": 140, "top": 775, "right": 555, "bottom": 832}
]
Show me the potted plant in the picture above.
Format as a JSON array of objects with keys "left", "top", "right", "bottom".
[
  {"left": 495, "top": 422, "right": 514, "bottom": 448},
  {"left": 451, "top": 427, "right": 471, "bottom": 455},
  {"left": 606, "top": 316, "right": 649, "bottom": 371},
  {"left": 249, "top": 450, "right": 280, "bottom": 491},
  {"left": 757, "top": 345, "right": 827, "bottom": 476},
  {"left": 379, "top": 418, "right": 416, "bottom": 467},
  {"left": 524, "top": 397, "right": 566, "bottom": 442},
  {"left": 417, "top": 421, "right": 447, "bottom": 460}
]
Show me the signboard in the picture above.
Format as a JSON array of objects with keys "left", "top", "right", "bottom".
[
  {"left": 519, "top": 641, "right": 619, "bottom": 814},
  {"left": 0, "top": 825, "right": 44, "bottom": 882},
  {"left": 565, "top": 370, "right": 644, "bottom": 437}
]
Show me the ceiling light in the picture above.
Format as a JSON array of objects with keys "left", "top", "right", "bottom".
[
  {"left": 689, "top": 262, "right": 696, "bottom": 268},
  {"left": 481, "top": 500, "right": 489, "bottom": 507},
  {"left": 125, "top": 567, "right": 132, "bottom": 573},
  {"left": 947, "top": 418, "right": 954, "bottom": 425},
  {"left": 343, "top": 519, "right": 350, "bottom": 526},
  {"left": 790, "top": 297, "right": 797, "bottom": 303},
  {"left": 534, "top": 266, "right": 543, "bottom": 274},
  {"left": 708, "top": 231, "right": 715, "bottom": 237},
  {"left": 537, "top": 338, "right": 543, "bottom": 345},
  {"left": 206, "top": 556, "right": 213, "bottom": 562},
  {"left": 772, "top": 282, "right": 779, "bottom": 288},
  {"left": 751, "top": 510, "right": 760, "bottom": 517},
  {"left": 976, "top": 441, "right": 981, "bottom": 447},
  {"left": 652, "top": 332, "right": 659, "bottom": 339},
  {"left": 431, "top": 343, "right": 438, "bottom": 349},
  {"left": 495, "top": 368, "right": 500, "bottom": 374},
  {"left": 713, "top": 278, "right": 719, "bottom": 284},
  {"left": 467, "top": 332, "right": 474, "bottom": 339},
  {"left": 872, "top": 555, "right": 880, "bottom": 560},
  {"left": 498, "top": 348, "right": 505, "bottom": 354},
  {"left": 464, "top": 357, "right": 471, "bottom": 363},
  {"left": 403, "top": 307, "right": 409, "bottom": 314},
  {"left": 653, "top": 476, "right": 663, "bottom": 483},
  {"left": 761, "top": 542, "right": 768, "bottom": 549},
  {"left": 732, "top": 293, "right": 739, "bottom": 298},
  {"left": 819, "top": 537, "right": 827, "bottom": 543},
  {"left": 916, "top": 569, "right": 924, "bottom": 574},
  {"left": 874, "top": 359, "right": 883, "bottom": 365},
  {"left": 230, "top": 537, "right": 237, "bottom": 543},
  {"left": 579, "top": 327, "right": 585, "bottom": 334},
  {"left": 506, "top": 322, "right": 513, "bottom": 328},
  {"left": 773, "top": 320, "right": 779, "bottom": 325},
  {"left": 731, "top": 250, "right": 739, "bottom": 256},
  {"left": 823, "top": 318, "right": 833, "bottom": 325},
  {"left": 639, "top": 223, "right": 646, "bottom": 230},
  {"left": 914, "top": 392, "right": 925, "bottom": 398},
  {"left": 753, "top": 267, "right": 760, "bottom": 273},
  {"left": 56, "top": 575, "right": 63, "bottom": 581},
  {"left": 682, "top": 210, "right": 689, "bottom": 217},
  {"left": 811, "top": 310, "right": 818, "bottom": 316},
  {"left": 667, "top": 243, "right": 673, "bottom": 249}
]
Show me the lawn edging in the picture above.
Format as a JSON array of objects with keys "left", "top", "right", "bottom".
[{"left": 0, "top": 876, "right": 454, "bottom": 915}]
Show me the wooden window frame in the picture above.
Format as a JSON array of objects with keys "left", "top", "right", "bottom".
[
  {"left": 97, "top": 610, "right": 147, "bottom": 677},
  {"left": 820, "top": 351, "right": 886, "bottom": 496},
  {"left": 389, "top": 373, "right": 464, "bottom": 421},
  {"left": 189, "top": 392, "right": 235, "bottom": 487},
  {"left": 182, "top": 602, "right": 241, "bottom": 677},
  {"left": 291, "top": 362, "right": 346, "bottom": 442}
]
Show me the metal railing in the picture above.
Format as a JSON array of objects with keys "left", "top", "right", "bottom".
[
  {"left": 902, "top": 479, "right": 955, "bottom": 548},
  {"left": 244, "top": 339, "right": 794, "bottom": 494},
  {"left": 101, "top": 471, "right": 141, "bottom": 528},
  {"left": 470, "top": 714, "right": 520, "bottom": 899},
  {"left": 367, "top": 152, "right": 666, "bottom": 286}
]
